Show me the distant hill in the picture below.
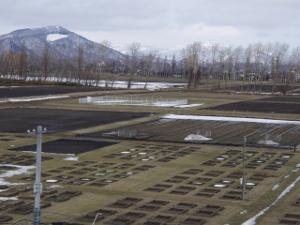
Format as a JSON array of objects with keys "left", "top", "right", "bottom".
[{"left": 0, "top": 25, "right": 124, "bottom": 63}]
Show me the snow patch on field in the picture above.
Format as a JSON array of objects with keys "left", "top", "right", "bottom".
[
  {"left": 63, "top": 156, "right": 78, "bottom": 161},
  {"left": 174, "top": 103, "right": 203, "bottom": 108},
  {"left": 272, "top": 183, "right": 279, "bottom": 191},
  {"left": 184, "top": 134, "right": 212, "bottom": 141},
  {"left": 162, "top": 114, "right": 300, "bottom": 125},
  {"left": 0, "top": 95, "right": 69, "bottom": 103},
  {"left": 242, "top": 175, "right": 300, "bottom": 225},
  {"left": 0, "top": 197, "right": 18, "bottom": 201},
  {"left": 257, "top": 140, "right": 279, "bottom": 146},
  {"left": 0, "top": 164, "right": 35, "bottom": 186}
]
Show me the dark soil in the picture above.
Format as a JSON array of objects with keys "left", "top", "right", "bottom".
[
  {"left": 230, "top": 84, "right": 300, "bottom": 93},
  {"left": 256, "top": 96, "right": 300, "bottom": 103},
  {"left": 0, "top": 108, "right": 150, "bottom": 133},
  {"left": 9, "top": 139, "right": 116, "bottom": 154},
  {"left": 0, "top": 85, "right": 113, "bottom": 98},
  {"left": 205, "top": 101, "right": 300, "bottom": 114}
]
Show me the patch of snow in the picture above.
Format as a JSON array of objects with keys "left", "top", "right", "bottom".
[
  {"left": 63, "top": 157, "right": 78, "bottom": 161},
  {"left": 163, "top": 114, "right": 300, "bottom": 125},
  {"left": 257, "top": 140, "right": 279, "bottom": 146},
  {"left": 242, "top": 175, "right": 300, "bottom": 225},
  {"left": 272, "top": 183, "right": 279, "bottom": 191},
  {"left": 48, "top": 185, "right": 64, "bottom": 189},
  {"left": 214, "top": 184, "right": 227, "bottom": 188},
  {"left": 45, "top": 179, "right": 58, "bottom": 183},
  {"left": 0, "top": 164, "right": 35, "bottom": 186},
  {"left": 47, "top": 34, "right": 68, "bottom": 41},
  {"left": 173, "top": 103, "right": 203, "bottom": 108},
  {"left": 0, "top": 197, "right": 18, "bottom": 201},
  {"left": 184, "top": 134, "right": 212, "bottom": 141},
  {"left": 0, "top": 95, "right": 69, "bottom": 103},
  {"left": 240, "top": 210, "right": 248, "bottom": 214}
]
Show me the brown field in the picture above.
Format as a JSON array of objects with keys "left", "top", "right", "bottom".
[{"left": 0, "top": 83, "right": 300, "bottom": 225}]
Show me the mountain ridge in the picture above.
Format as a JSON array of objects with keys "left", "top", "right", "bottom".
[{"left": 0, "top": 25, "right": 124, "bottom": 63}]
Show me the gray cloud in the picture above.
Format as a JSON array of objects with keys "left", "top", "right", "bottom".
[{"left": 0, "top": 0, "right": 299, "bottom": 47}]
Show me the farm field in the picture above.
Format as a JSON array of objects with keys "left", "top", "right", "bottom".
[
  {"left": 206, "top": 101, "right": 300, "bottom": 114},
  {"left": 0, "top": 108, "right": 150, "bottom": 133},
  {"left": 229, "top": 84, "right": 300, "bottom": 94},
  {"left": 0, "top": 84, "right": 299, "bottom": 225},
  {"left": 89, "top": 115, "right": 300, "bottom": 148},
  {"left": 0, "top": 85, "right": 115, "bottom": 98}
]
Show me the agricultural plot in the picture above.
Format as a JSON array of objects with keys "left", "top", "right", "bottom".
[
  {"left": 205, "top": 95, "right": 300, "bottom": 114},
  {"left": 256, "top": 96, "right": 300, "bottom": 103},
  {"left": 89, "top": 116, "right": 300, "bottom": 148},
  {"left": 1, "top": 85, "right": 300, "bottom": 225},
  {"left": 0, "top": 108, "right": 150, "bottom": 133},
  {"left": 206, "top": 101, "right": 300, "bottom": 114},
  {"left": 9, "top": 139, "right": 116, "bottom": 155},
  {"left": 0, "top": 141, "right": 297, "bottom": 225},
  {"left": 230, "top": 84, "right": 300, "bottom": 93},
  {"left": 0, "top": 85, "right": 112, "bottom": 98}
]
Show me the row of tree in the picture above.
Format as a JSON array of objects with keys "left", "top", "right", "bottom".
[{"left": 0, "top": 40, "right": 300, "bottom": 92}]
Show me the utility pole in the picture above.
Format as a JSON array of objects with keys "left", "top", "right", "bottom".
[
  {"left": 27, "top": 126, "right": 47, "bottom": 225},
  {"left": 242, "top": 130, "right": 260, "bottom": 200},
  {"left": 242, "top": 136, "right": 246, "bottom": 200}
]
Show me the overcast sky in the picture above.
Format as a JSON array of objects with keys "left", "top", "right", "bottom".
[{"left": 1, "top": 0, "right": 300, "bottom": 48}]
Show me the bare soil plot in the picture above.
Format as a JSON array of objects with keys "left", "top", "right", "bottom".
[
  {"left": 0, "top": 108, "right": 150, "bottom": 133},
  {"left": 9, "top": 139, "right": 116, "bottom": 154},
  {"left": 257, "top": 96, "right": 300, "bottom": 103},
  {"left": 0, "top": 85, "right": 112, "bottom": 98},
  {"left": 230, "top": 84, "right": 300, "bottom": 93},
  {"left": 206, "top": 101, "right": 300, "bottom": 114}
]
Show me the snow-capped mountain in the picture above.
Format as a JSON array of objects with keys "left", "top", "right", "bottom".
[
  {"left": 111, "top": 41, "right": 227, "bottom": 61},
  {"left": 0, "top": 25, "right": 229, "bottom": 64},
  {"left": 0, "top": 25, "right": 124, "bottom": 63},
  {"left": 112, "top": 44, "right": 186, "bottom": 60}
]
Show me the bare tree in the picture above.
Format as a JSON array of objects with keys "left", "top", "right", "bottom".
[
  {"left": 223, "top": 46, "right": 233, "bottom": 91},
  {"left": 182, "top": 42, "right": 202, "bottom": 90},
  {"left": 232, "top": 45, "right": 243, "bottom": 84},
  {"left": 288, "top": 47, "right": 300, "bottom": 94},
  {"left": 76, "top": 44, "right": 84, "bottom": 84},
  {"left": 243, "top": 44, "right": 253, "bottom": 93},
  {"left": 144, "top": 50, "right": 157, "bottom": 88},
  {"left": 98, "top": 40, "right": 111, "bottom": 74},
  {"left": 41, "top": 43, "right": 51, "bottom": 81},
  {"left": 271, "top": 42, "right": 289, "bottom": 94},
  {"left": 18, "top": 43, "right": 28, "bottom": 80},
  {"left": 127, "top": 42, "right": 140, "bottom": 75},
  {"left": 155, "top": 54, "right": 162, "bottom": 76},
  {"left": 0, "top": 43, "right": 6, "bottom": 75},
  {"left": 205, "top": 44, "right": 218, "bottom": 91},
  {"left": 146, "top": 50, "right": 157, "bottom": 76},
  {"left": 251, "top": 42, "right": 263, "bottom": 94},
  {"left": 171, "top": 54, "right": 177, "bottom": 76},
  {"left": 126, "top": 42, "right": 140, "bottom": 88},
  {"left": 258, "top": 43, "right": 272, "bottom": 94}
]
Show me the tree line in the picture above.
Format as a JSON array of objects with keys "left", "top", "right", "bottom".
[{"left": 0, "top": 40, "right": 299, "bottom": 93}]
